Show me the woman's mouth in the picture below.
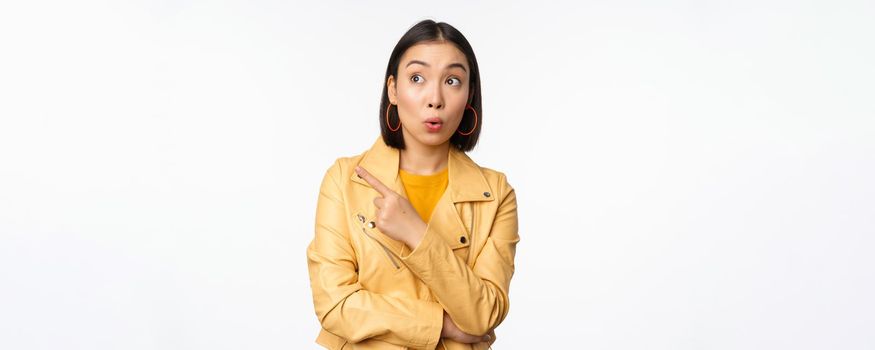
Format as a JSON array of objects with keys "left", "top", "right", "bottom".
[{"left": 424, "top": 118, "right": 443, "bottom": 132}]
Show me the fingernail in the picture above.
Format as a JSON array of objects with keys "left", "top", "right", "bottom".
[{"left": 484, "top": 335, "right": 491, "bottom": 341}]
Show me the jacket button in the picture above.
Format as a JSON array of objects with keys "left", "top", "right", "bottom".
[
  {"left": 357, "top": 214, "right": 365, "bottom": 223},
  {"left": 367, "top": 221, "right": 376, "bottom": 229},
  {"left": 483, "top": 192, "right": 491, "bottom": 198},
  {"left": 460, "top": 236, "right": 467, "bottom": 244}
]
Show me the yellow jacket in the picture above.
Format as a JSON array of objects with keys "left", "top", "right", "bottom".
[{"left": 307, "top": 136, "right": 520, "bottom": 349}]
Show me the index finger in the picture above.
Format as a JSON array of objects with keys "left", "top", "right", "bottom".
[{"left": 355, "top": 166, "right": 394, "bottom": 197}]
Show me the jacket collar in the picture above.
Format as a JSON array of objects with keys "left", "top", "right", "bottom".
[{"left": 351, "top": 136, "right": 495, "bottom": 203}]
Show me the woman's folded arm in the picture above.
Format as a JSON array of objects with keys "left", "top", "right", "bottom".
[
  {"left": 399, "top": 174, "right": 520, "bottom": 336},
  {"left": 307, "top": 161, "right": 443, "bottom": 348}
]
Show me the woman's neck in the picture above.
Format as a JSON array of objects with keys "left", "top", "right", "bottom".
[{"left": 399, "top": 139, "right": 450, "bottom": 175}]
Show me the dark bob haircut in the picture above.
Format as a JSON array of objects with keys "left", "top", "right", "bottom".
[{"left": 380, "top": 19, "right": 482, "bottom": 152}]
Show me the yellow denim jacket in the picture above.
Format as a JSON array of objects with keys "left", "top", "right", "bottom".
[{"left": 307, "top": 136, "right": 519, "bottom": 349}]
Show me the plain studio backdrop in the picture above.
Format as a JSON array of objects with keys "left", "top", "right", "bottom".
[{"left": 1, "top": 0, "right": 873, "bottom": 349}]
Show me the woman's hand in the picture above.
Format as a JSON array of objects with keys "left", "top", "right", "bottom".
[
  {"left": 355, "top": 166, "right": 427, "bottom": 250},
  {"left": 441, "top": 311, "right": 491, "bottom": 343}
]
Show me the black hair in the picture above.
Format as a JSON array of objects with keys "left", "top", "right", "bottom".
[{"left": 379, "top": 19, "right": 482, "bottom": 152}]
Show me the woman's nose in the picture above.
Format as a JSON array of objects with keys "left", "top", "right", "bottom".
[{"left": 427, "top": 85, "right": 444, "bottom": 109}]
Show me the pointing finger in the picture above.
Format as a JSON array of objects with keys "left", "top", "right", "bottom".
[{"left": 355, "top": 166, "right": 394, "bottom": 197}]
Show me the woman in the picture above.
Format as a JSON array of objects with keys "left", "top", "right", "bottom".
[{"left": 307, "top": 19, "right": 519, "bottom": 350}]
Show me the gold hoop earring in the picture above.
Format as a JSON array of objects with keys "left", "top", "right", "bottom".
[
  {"left": 386, "top": 104, "right": 401, "bottom": 132},
  {"left": 458, "top": 104, "right": 478, "bottom": 136}
]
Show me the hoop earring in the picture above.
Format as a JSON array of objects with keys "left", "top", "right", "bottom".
[
  {"left": 458, "top": 104, "right": 478, "bottom": 136},
  {"left": 386, "top": 104, "right": 401, "bottom": 132}
]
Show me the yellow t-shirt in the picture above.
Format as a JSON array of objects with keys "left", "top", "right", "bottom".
[{"left": 398, "top": 167, "right": 448, "bottom": 223}]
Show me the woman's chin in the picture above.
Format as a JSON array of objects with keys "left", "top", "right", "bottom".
[{"left": 408, "top": 132, "right": 451, "bottom": 147}]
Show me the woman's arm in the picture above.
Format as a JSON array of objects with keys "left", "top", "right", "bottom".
[
  {"left": 400, "top": 174, "right": 520, "bottom": 337},
  {"left": 307, "top": 160, "right": 443, "bottom": 349}
]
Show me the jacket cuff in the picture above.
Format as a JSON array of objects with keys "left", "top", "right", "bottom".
[
  {"left": 400, "top": 224, "right": 448, "bottom": 269},
  {"left": 400, "top": 224, "right": 460, "bottom": 289}
]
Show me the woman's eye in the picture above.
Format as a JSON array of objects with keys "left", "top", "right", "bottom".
[
  {"left": 411, "top": 74, "right": 424, "bottom": 83},
  {"left": 447, "top": 77, "right": 461, "bottom": 86}
]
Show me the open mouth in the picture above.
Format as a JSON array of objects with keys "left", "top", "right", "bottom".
[{"left": 424, "top": 118, "right": 443, "bottom": 132}]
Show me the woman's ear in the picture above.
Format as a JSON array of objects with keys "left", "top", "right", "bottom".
[{"left": 386, "top": 75, "right": 397, "bottom": 104}]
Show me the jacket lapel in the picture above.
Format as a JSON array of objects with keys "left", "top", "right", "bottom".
[
  {"left": 351, "top": 137, "right": 495, "bottom": 203},
  {"left": 350, "top": 137, "right": 405, "bottom": 196}
]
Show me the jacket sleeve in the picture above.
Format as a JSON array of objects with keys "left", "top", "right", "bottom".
[
  {"left": 399, "top": 173, "right": 520, "bottom": 336},
  {"left": 307, "top": 160, "right": 443, "bottom": 349}
]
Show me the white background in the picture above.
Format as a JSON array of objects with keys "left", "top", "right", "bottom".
[{"left": 1, "top": 0, "right": 873, "bottom": 349}]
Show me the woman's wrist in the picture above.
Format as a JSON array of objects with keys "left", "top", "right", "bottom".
[{"left": 404, "top": 220, "right": 427, "bottom": 251}]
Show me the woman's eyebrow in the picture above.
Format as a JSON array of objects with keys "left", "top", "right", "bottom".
[{"left": 405, "top": 60, "right": 468, "bottom": 73}]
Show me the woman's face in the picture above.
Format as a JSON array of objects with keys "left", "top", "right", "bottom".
[{"left": 387, "top": 41, "right": 470, "bottom": 148}]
